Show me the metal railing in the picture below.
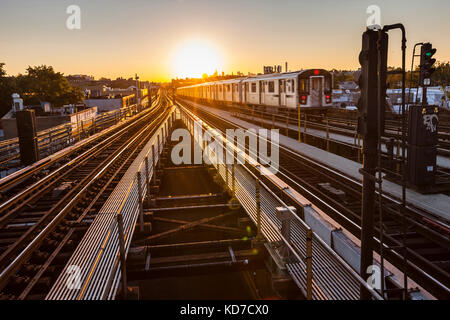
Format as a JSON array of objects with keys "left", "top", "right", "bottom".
[
  {"left": 0, "top": 100, "right": 153, "bottom": 175},
  {"left": 178, "top": 104, "right": 383, "bottom": 300},
  {"left": 46, "top": 106, "right": 176, "bottom": 300}
]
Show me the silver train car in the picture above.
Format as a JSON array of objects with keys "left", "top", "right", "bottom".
[{"left": 176, "top": 69, "right": 333, "bottom": 110}]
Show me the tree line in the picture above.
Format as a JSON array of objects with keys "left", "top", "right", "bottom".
[{"left": 0, "top": 63, "right": 84, "bottom": 118}]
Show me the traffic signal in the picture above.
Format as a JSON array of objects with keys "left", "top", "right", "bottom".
[
  {"left": 419, "top": 43, "right": 436, "bottom": 86},
  {"left": 357, "top": 29, "right": 388, "bottom": 138}
]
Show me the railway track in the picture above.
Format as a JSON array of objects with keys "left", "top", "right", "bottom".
[
  {"left": 0, "top": 95, "right": 171, "bottom": 299},
  {"left": 232, "top": 105, "right": 450, "bottom": 155},
  {"left": 0, "top": 98, "right": 157, "bottom": 206},
  {"left": 179, "top": 99, "right": 450, "bottom": 299},
  {"left": 188, "top": 99, "right": 450, "bottom": 190}
]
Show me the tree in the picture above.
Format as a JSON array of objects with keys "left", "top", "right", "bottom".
[
  {"left": 433, "top": 61, "right": 450, "bottom": 87},
  {"left": 16, "top": 65, "right": 84, "bottom": 108},
  {"left": 0, "top": 63, "right": 17, "bottom": 117},
  {"left": 331, "top": 70, "right": 355, "bottom": 89},
  {"left": 0, "top": 63, "right": 5, "bottom": 78}
]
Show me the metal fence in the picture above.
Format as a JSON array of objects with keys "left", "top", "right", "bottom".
[
  {"left": 179, "top": 105, "right": 382, "bottom": 300},
  {"left": 0, "top": 103, "right": 146, "bottom": 175},
  {"left": 46, "top": 107, "right": 176, "bottom": 300}
]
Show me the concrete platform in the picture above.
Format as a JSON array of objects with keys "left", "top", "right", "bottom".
[
  {"left": 181, "top": 99, "right": 450, "bottom": 223},
  {"left": 236, "top": 109, "right": 450, "bottom": 170}
]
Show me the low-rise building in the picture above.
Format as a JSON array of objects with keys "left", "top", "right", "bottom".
[{"left": 84, "top": 94, "right": 136, "bottom": 112}]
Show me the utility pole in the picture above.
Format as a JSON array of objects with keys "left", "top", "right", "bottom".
[{"left": 135, "top": 73, "right": 140, "bottom": 107}]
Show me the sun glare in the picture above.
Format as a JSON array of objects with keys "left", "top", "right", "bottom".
[{"left": 173, "top": 40, "right": 222, "bottom": 78}]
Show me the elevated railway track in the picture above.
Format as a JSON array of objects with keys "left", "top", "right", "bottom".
[
  {"left": 177, "top": 98, "right": 450, "bottom": 299},
  {"left": 0, "top": 95, "right": 171, "bottom": 299}
]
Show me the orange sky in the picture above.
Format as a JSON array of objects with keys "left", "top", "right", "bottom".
[{"left": 0, "top": 0, "right": 449, "bottom": 82}]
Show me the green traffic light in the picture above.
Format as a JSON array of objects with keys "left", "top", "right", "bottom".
[{"left": 426, "top": 52, "right": 432, "bottom": 56}]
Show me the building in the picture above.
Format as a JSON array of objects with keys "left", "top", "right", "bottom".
[
  {"left": 1, "top": 105, "right": 97, "bottom": 139},
  {"left": 84, "top": 94, "right": 136, "bottom": 112}
]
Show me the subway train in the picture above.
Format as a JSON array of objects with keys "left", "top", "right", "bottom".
[{"left": 176, "top": 69, "right": 333, "bottom": 111}]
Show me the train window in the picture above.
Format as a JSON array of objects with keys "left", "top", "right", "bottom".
[
  {"left": 299, "top": 78, "right": 309, "bottom": 93},
  {"left": 268, "top": 81, "right": 275, "bottom": 93},
  {"left": 288, "top": 79, "right": 295, "bottom": 93},
  {"left": 324, "top": 77, "right": 332, "bottom": 91},
  {"left": 280, "top": 80, "right": 285, "bottom": 93},
  {"left": 227, "top": 85, "right": 231, "bottom": 92},
  {"left": 251, "top": 83, "right": 256, "bottom": 93}
]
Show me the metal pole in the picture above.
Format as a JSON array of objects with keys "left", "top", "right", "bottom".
[
  {"left": 422, "top": 86, "right": 428, "bottom": 106},
  {"left": 384, "top": 23, "right": 408, "bottom": 300},
  {"left": 157, "top": 134, "right": 161, "bottom": 169},
  {"left": 326, "top": 118, "right": 330, "bottom": 151},
  {"left": 360, "top": 30, "right": 378, "bottom": 298},
  {"left": 400, "top": 25, "right": 409, "bottom": 301},
  {"left": 377, "top": 30, "right": 386, "bottom": 298},
  {"left": 116, "top": 213, "right": 127, "bottom": 299},
  {"left": 137, "top": 172, "right": 144, "bottom": 233},
  {"left": 158, "top": 134, "right": 161, "bottom": 154},
  {"left": 152, "top": 144, "right": 157, "bottom": 185},
  {"left": 255, "top": 172, "right": 262, "bottom": 240},
  {"left": 231, "top": 164, "right": 236, "bottom": 198},
  {"left": 298, "top": 105, "right": 302, "bottom": 143},
  {"left": 145, "top": 156, "right": 150, "bottom": 190},
  {"left": 306, "top": 228, "right": 313, "bottom": 300},
  {"left": 304, "top": 113, "right": 307, "bottom": 143}
]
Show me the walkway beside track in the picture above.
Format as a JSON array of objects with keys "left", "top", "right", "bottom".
[
  {"left": 235, "top": 108, "right": 450, "bottom": 168},
  {"left": 180, "top": 99, "right": 450, "bottom": 223}
]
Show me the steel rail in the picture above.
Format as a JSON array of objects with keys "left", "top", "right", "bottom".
[
  {"left": 179, "top": 105, "right": 383, "bottom": 300},
  {"left": 0, "top": 95, "right": 162, "bottom": 215},
  {"left": 46, "top": 99, "right": 176, "bottom": 300},
  {"left": 177, "top": 98, "right": 449, "bottom": 299},
  {"left": 0, "top": 95, "right": 160, "bottom": 195},
  {"left": 0, "top": 100, "right": 167, "bottom": 292}
]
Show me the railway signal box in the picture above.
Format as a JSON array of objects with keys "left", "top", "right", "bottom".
[
  {"left": 407, "top": 105, "right": 439, "bottom": 188},
  {"left": 408, "top": 105, "right": 439, "bottom": 146},
  {"left": 357, "top": 29, "right": 388, "bottom": 138},
  {"left": 16, "top": 109, "right": 39, "bottom": 165}
]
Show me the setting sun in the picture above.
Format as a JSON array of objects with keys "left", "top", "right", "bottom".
[{"left": 173, "top": 40, "right": 222, "bottom": 79}]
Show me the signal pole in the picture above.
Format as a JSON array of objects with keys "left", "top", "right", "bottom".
[
  {"left": 358, "top": 23, "right": 407, "bottom": 300},
  {"left": 357, "top": 29, "right": 379, "bottom": 300}
]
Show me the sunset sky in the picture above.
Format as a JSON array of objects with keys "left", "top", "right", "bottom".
[{"left": 0, "top": 0, "right": 449, "bottom": 82}]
